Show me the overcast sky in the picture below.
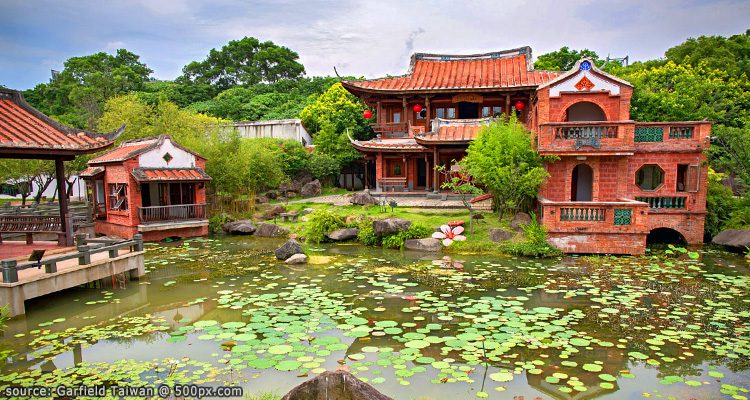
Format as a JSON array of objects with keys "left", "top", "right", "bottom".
[{"left": 1, "top": 0, "right": 748, "bottom": 90}]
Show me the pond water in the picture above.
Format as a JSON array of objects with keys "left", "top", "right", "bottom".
[{"left": 1, "top": 236, "right": 749, "bottom": 399}]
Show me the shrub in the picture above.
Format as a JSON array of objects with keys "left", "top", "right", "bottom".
[
  {"left": 305, "top": 210, "right": 345, "bottom": 244},
  {"left": 307, "top": 152, "right": 340, "bottom": 184},
  {"left": 357, "top": 218, "right": 380, "bottom": 246},
  {"left": 726, "top": 197, "right": 750, "bottom": 229},
  {"left": 0, "top": 304, "right": 8, "bottom": 331},
  {"left": 381, "top": 224, "right": 433, "bottom": 249},
  {"left": 209, "top": 213, "right": 233, "bottom": 233},
  {"left": 500, "top": 213, "right": 561, "bottom": 257}
]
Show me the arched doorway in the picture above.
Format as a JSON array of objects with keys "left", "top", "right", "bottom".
[
  {"left": 647, "top": 228, "right": 687, "bottom": 245},
  {"left": 565, "top": 102, "right": 606, "bottom": 122},
  {"left": 571, "top": 164, "right": 593, "bottom": 201}
]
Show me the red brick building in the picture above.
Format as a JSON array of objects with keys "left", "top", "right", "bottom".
[
  {"left": 81, "top": 135, "right": 211, "bottom": 242},
  {"left": 343, "top": 48, "right": 710, "bottom": 255}
]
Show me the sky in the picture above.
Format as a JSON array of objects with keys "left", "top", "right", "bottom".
[{"left": 1, "top": 0, "right": 749, "bottom": 90}]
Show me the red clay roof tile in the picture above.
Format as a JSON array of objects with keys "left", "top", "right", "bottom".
[
  {"left": 131, "top": 167, "right": 211, "bottom": 182},
  {"left": 343, "top": 48, "right": 560, "bottom": 93}
]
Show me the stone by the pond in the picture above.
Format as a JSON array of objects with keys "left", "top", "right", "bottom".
[
  {"left": 373, "top": 218, "right": 411, "bottom": 236},
  {"left": 265, "top": 190, "right": 278, "bottom": 199},
  {"left": 300, "top": 179, "right": 322, "bottom": 198},
  {"left": 300, "top": 208, "right": 315, "bottom": 216},
  {"left": 350, "top": 190, "right": 378, "bottom": 205},
  {"left": 222, "top": 220, "right": 256, "bottom": 234},
  {"left": 285, "top": 253, "right": 308, "bottom": 264},
  {"left": 489, "top": 228, "right": 514, "bottom": 242},
  {"left": 327, "top": 228, "right": 359, "bottom": 241},
  {"left": 275, "top": 239, "right": 304, "bottom": 260},
  {"left": 281, "top": 370, "right": 394, "bottom": 400},
  {"left": 404, "top": 238, "right": 441, "bottom": 252},
  {"left": 712, "top": 229, "right": 750, "bottom": 249},
  {"left": 256, "top": 223, "right": 290, "bottom": 238},
  {"left": 265, "top": 205, "right": 286, "bottom": 219},
  {"left": 255, "top": 195, "right": 269, "bottom": 204},
  {"left": 510, "top": 212, "right": 532, "bottom": 231}
]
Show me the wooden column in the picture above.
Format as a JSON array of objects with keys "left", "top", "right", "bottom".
[
  {"left": 376, "top": 101, "right": 382, "bottom": 124},
  {"left": 424, "top": 153, "right": 431, "bottom": 191},
  {"left": 402, "top": 154, "right": 409, "bottom": 192},
  {"left": 55, "top": 158, "right": 73, "bottom": 246},
  {"left": 402, "top": 97, "right": 407, "bottom": 123},
  {"left": 505, "top": 93, "right": 511, "bottom": 115},
  {"left": 432, "top": 146, "right": 439, "bottom": 193},
  {"left": 425, "top": 96, "right": 431, "bottom": 131},
  {"left": 364, "top": 158, "right": 369, "bottom": 189}
]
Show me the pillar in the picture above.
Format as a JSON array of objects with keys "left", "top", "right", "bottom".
[
  {"left": 425, "top": 154, "right": 431, "bottom": 191},
  {"left": 376, "top": 152, "right": 384, "bottom": 191},
  {"left": 505, "top": 93, "right": 511, "bottom": 115},
  {"left": 55, "top": 158, "right": 73, "bottom": 246},
  {"left": 425, "top": 96, "right": 431, "bottom": 132},
  {"left": 432, "top": 147, "right": 439, "bottom": 193},
  {"left": 403, "top": 154, "right": 410, "bottom": 191}
]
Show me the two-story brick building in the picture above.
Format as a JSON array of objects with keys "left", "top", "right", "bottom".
[
  {"left": 80, "top": 135, "right": 211, "bottom": 242},
  {"left": 343, "top": 47, "right": 709, "bottom": 255}
]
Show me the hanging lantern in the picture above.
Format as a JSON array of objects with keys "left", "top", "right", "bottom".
[
  {"left": 363, "top": 110, "right": 373, "bottom": 119},
  {"left": 514, "top": 101, "right": 525, "bottom": 111},
  {"left": 413, "top": 104, "right": 423, "bottom": 113}
]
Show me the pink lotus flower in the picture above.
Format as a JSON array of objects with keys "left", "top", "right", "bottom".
[{"left": 432, "top": 225, "right": 466, "bottom": 247}]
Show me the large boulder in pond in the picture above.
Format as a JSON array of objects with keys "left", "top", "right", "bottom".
[
  {"left": 350, "top": 190, "right": 378, "bottom": 205},
  {"left": 222, "top": 220, "right": 256, "bottom": 235},
  {"left": 285, "top": 253, "right": 308, "bottom": 264},
  {"left": 373, "top": 218, "right": 411, "bottom": 236},
  {"left": 327, "top": 228, "right": 359, "bottom": 241},
  {"left": 301, "top": 179, "right": 322, "bottom": 198},
  {"left": 510, "top": 212, "right": 532, "bottom": 231},
  {"left": 256, "top": 223, "right": 290, "bottom": 238},
  {"left": 281, "top": 370, "right": 394, "bottom": 400},
  {"left": 404, "top": 238, "right": 441, "bottom": 252},
  {"left": 489, "top": 228, "right": 514, "bottom": 242},
  {"left": 712, "top": 229, "right": 750, "bottom": 249},
  {"left": 275, "top": 239, "right": 304, "bottom": 260}
]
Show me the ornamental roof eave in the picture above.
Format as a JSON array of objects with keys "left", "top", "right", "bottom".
[
  {"left": 88, "top": 134, "right": 206, "bottom": 165},
  {"left": 0, "top": 89, "right": 123, "bottom": 158},
  {"left": 131, "top": 167, "right": 212, "bottom": 182}
]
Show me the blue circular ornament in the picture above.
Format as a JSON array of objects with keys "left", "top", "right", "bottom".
[{"left": 580, "top": 61, "right": 592, "bottom": 71}]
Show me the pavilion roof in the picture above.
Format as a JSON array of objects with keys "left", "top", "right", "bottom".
[
  {"left": 88, "top": 135, "right": 205, "bottom": 165},
  {"left": 342, "top": 47, "right": 560, "bottom": 95},
  {"left": 0, "top": 89, "right": 121, "bottom": 159},
  {"left": 415, "top": 124, "right": 483, "bottom": 144},
  {"left": 131, "top": 167, "right": 211, "bottom": 182}
]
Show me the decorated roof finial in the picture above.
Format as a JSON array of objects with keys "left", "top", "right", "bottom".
[{"left": 580, "top": 60, "right": 592, "bottom": 71}]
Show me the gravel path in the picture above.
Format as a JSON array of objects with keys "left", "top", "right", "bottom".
[{"left": 288, "top": 194, "right": 466, "bottom": 208}]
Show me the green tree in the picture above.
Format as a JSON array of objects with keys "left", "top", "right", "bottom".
[
  {"left": 181, "top": 37, "right": 305, "bottom": 92},
  {"left": 534, "top": 46, "right": 604, "bottom": 71},
  {"left": 665, "top": 29, "right": 750, "bottom": 78},
  {"left": 462, "top": 116, "right": 552, "bottom": 220},
  {"left": 25, "top": 49, "right": 152, "bottom": 129}
]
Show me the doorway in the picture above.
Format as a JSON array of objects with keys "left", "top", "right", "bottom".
[
  {"left": 458, "top": 102, "right": 479, "bottom": 119},
  {"left": 416, "top": 159, "right": 427, "bottom": 188},
  {"left": 571, "top": 164, "right": 593, "bottom": 201}
]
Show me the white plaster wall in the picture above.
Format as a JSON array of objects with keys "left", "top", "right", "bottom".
[
  {"left": 550, "top": 70, "right": 621, "bottom": 97},
  {"left": 139, "top": 139, "right": 196, "bottom": 168}
]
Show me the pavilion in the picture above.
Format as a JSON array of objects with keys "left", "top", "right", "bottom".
[{"left": 0, "top": 89, "right": 122, "bottom": 248}]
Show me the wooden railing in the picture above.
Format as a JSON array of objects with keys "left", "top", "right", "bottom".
[
  {"left": 1, "top": 234, "right": 144, "bottom": 283},
  {"left": 634, "top": 122, "right": 710, "bottom": 145},
  {"left": 378, "top": 177, "right": 407, "bottom": 192},
  {"left": 138, "top": 203, "right": 207, "bottom": 223},
  {"left": 635, "top": 196, "right": 687, "bottom": 209},
  {"left": 539, "top": 198, "right": 649, "bottom": 233},
  {"left": 371, "top": 122, "right": 409, "bottom": 138}
]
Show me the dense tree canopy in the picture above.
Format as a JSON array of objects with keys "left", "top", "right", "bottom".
[
  {"left": 533, "top": 46, "right": 605, "bottom": 71},
  {"left": 180, "top": 37, "right": 305, "bottom": 92}
]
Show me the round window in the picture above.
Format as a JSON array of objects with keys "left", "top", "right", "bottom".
[{"left": 636, "top": 165, "right": 664, "bottom": 191}]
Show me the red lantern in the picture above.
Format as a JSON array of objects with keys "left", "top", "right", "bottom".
[
  {"left": 514, "top": 101, "right": 525, "bottom": 111},
  {"left": 363, "top": 110, "right": 373, "bottom": 119},
  {"left": 413, "top": 104, "right": 423, "bottom": 113}
]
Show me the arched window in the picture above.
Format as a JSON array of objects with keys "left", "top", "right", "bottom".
[
  {"left": 571, "top": 164, "right": 593, "bottom": 201},
  {"left": 565, "top": 102, "right": 606, "bottom": 122}
]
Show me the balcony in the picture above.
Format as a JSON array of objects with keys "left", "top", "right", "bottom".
[
  {"left": 138, "top": 203, "right": 207, "bottom": 224},
  {"left": 634, "top": 122, "right": 711, "bottom": 152},
  {"left": 371, "top": 122, "right": 409, "bottom": 138},
  {"left": 539, "top": 198, "right": 649, "bottom": 234},
  {"left": 537, "top": 121, "right": 636, "bottom": 155}
]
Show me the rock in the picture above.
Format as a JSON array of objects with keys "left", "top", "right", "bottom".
[
  {"left": 472, "top": 213, "right": 485, "bottom": 219},
  {"left": 281, "top": 370, "right": 394, "bottom": 400},
  {"left": 350, "top": 190, "right": 378, "bottom": 205},
  {"left": 300, "top": 179, "right": 322, "bottom": 198},
  {"left": 404, "top": 238, "right": 441, "bottom": 252},
  {"left": 327, "top": 228, "right": 359, "bottom": 241},
  {"left": 300, "top": 208, "right": 315, "bottom": 216},
  {"left": 264, "top": 205, "right": 286, "bottom": 219},
  {"left": 345, "top": 216, "right": 358, "bottom": 225},
  {"left": 712, "top": 229, "right": 750, "bottom": 249},
  {"left": 266, "top": 190, "right": 278, "bottom": 200},
  {"left": 255, "top": 195, "right": 269, "bottom": 204},
  {"left": 489, "top": 228, "right": 514, "bottom": 242},
  {"left": 222, "top": 220, "right": 256, "bottom": 235},
  {"left": 510, "top": 212, "right": 532, "bottom": 231},
  {"left": 256, "top": 223, "right": 290, "bottom": 238},
  {"left": 293, "top": 170, "right": 314, "bottom": 188},
  {"left": 372, "top": 218, "right": 412, "bottom": 236},
  {"left": 279, "top": 182, "right": 294, "bottom": 193},
  {"left": 275, "top": 239, "right": 304, "bottom": 260},
  {"left": 285, "top": 253, "right": 308, "bottom": 264}
]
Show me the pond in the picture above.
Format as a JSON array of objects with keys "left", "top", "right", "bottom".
[{"left": 1, "top": 236, "right": 749, "bottom": 399}]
